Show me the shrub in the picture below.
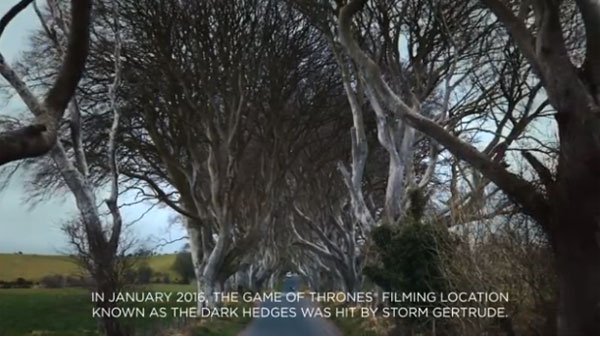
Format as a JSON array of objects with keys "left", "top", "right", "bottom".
[
  {"left": 40, "top": 275, "right": 65, "bottom": 288},
  {"left": 0, "top": 277, "right": 35, "bottom": 288},
  {"left": 364, "top": 189, "right": 451, "bottom": 334},
  {"left": 64, "top": 275, "right": 92, "bottom": 287},
  {"left": 123, "top": 269, "right": 137, "bottom": 284},
  {"left": 365, "top": 190, "right": 449, "bottom": 294},
  {"left": 136, "top": 264, "right": 154, "bottom": 284},
  {"left": 14, "top": 277, "right": 34, "bottom": 288},
  {"left": 171, "top": 252, "right": 194, "bottom": 284}
]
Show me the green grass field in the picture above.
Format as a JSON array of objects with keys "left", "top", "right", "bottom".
[
  {"left": 0, "top": 284, "right": 250, "bottom": 335},
  {"left": 0, "top": 285, "right": 190, "bottom": 335},
  {"left": 0, "top": 253, "right": 179, "bottom": 282},
  {"left": 0, "top": 254, "right": 253, "bottom": 335},
  {"left": 0, "top": 288, "right": 93, "bottom": 335}
]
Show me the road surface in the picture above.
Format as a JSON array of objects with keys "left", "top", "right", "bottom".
[{"left": 240, "top": 276, "right": 342, "bottom": 336}]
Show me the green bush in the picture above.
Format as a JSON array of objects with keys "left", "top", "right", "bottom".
[
  {"left": 171, "top": 252, "right": 194, "bottom": 284},
  {"left": 364, "top": 189, "right": 451, "bottom": 334},
  {"left": 40, "top": 275, "right": 65, "bottom": 288},
  {"left": 365, "top": 219, "right": 450, "bottom": 294},
  {"left": 136, "top": 264, "right": 154, "bottom": 284}
]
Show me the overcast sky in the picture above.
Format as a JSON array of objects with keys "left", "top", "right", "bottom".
[{"left": 0, "top": 2, "right": 185, "bottom": 255}]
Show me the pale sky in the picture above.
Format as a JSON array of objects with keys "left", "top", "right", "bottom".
[{"left": 0, "top": 1, "right": 185, "bottom": 255}]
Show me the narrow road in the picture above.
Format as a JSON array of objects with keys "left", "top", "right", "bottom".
[{"left": 240, "top": 276, "right": 342, "bottom": 336}]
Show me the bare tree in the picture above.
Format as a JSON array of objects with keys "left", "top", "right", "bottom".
[
  {"left": 8, "top": 1, "right": 128, "bottom": 334},
  {"left": 288, "top": 162, "right": 366, "bottom": 292},
  {"left": 334, "top": 0, "right": 600, "bottom": 333},
  {"left": 48, "top": 0, "right": 352, "bottom": 308},
  {"left": 61, "top": 216, "right": 142, "bottom": 290},
  {"left": 0, "top": 0, "right": 91, "bottom": 165}
]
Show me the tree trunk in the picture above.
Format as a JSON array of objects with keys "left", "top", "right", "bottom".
[
  {"left": 552, "top": 107, "right": 600, "bottom": 335},
  {"left": 95, "top": 276, "right": 124, "bottom": 335},
  {"left": 186, "top": 224, "right": 204, "bottom": 278},
  {"left": 201, "top": 227, "right": 230, "bottom": 306},
  {"left": 186, "top": 224, "right": 206, "bottom": 310},
  {"left": 268, "top": 274, "right": 275, "bottom": 290},
  {"left": 200, "top": 276, "right": 217, "bottom": 306},
  {"left": 307, "top": 274, "right": 317, "bottom": 291},
  {"left": 552, "top": 179, "right": 600, "bottom": 335},
  {"left": 554, "top": 230, "right": 600, "bottom": 335}
]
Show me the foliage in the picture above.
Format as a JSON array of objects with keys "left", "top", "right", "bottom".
[
  {"left": 171, "top": 252, "right": 194, "bottom": 284},
  {"left": 39, "top": 274, "right": 65, "bottom": 288},
  {"left": 0, "top": 278, "right": 34, "bottom": 289},
  {"left": 39, "top": 274, "right": 95, "bottom": 288},
  {"left": 440, "top": 217, "right": 558, "bottom": 335},
  {"left": 364, "top": 190, "right": 451, "bottom": 334},
  {"left": 364, "top": 190, "right": 449, "bottom": 294},
  {"left": 365, "top": 221, "right": 449, "bottom": 294},
  {"left": 136, "top": 263, "right": 154, "bottom": 284}
]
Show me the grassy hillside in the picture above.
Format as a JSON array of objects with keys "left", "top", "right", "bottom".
[
  {"left": 0, "top": 253, "right": 179, "bottom": 282},
  {"left": 147, "top": 254, "right": 179, "bottom": 277}
]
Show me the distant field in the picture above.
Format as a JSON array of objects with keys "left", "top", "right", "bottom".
[{"left": 0, "top": 253, "right": 179, "bottom": 282}]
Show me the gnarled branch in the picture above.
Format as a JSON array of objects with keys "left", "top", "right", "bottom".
[{"left": 0, "top": 0, "right": 92, "bottom": 166}]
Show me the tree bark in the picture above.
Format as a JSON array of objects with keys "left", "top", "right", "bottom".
[
  {"left": 199, "top": 222, "right": 231, "bottom": 306},
  {"left": 185, "top": 220, "right": 209, "bottom": 309},
  {"left": 0, "top": 0, "right": 92, "bottom": 166},
  {"left": 551, "top": 105, "right": 600, "bottom": 335},
  {"left": 554, "top": 232, "right": 600, "bottom": 335},
  {"left": 95, "top": 265, "right": 124, "bottom": 335}
]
